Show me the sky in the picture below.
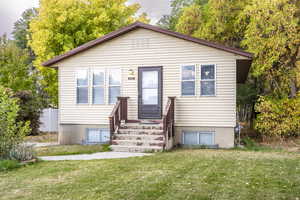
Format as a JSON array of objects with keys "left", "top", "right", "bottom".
[{"left": 0, "top": 0, "right": 171, "bottom": 38}]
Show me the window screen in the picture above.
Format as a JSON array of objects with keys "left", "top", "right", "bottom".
[
  {"left": 92, "top": 70, "right": 105, "bottom": 104},
  {"left": 200, "top": 65, "right": 215, "bottom": 96},
  {"left": 109, "top": 69, "right": 121, "bottom": 104},
  {"left": 76, "top": 69, "right": 89, "bottom": 104},
  {"left": 181, "top": 65, "right": 195, "bottom": 96}
]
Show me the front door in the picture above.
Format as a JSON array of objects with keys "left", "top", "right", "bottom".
[{"left": 138, "top": 67, "right": 162, "bottom": 119}]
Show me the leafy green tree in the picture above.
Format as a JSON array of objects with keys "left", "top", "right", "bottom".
[
  {"left": 0, "top": 35, "right": 45, "bottom": 136},
  {"left": 0, "top": 86, "right": 31, "bottom": 160},
  {"left": 12, "top": 8, "right": 37, "bottom": 52},
  {"left": 175, "top": 4, "right": 202, "bottom": 35},
  {"left": 29, "top": 0, "right": 148, "bottom": 106},
  {"left": 175, "top": 0, "right": 250, "bottom": 48},
  {"left": 157, "top": 0, "right": 207, "bottom": 30},
  {"left": 0, "top": 35, "right": 35, "bottom": 91},
  {"left": 241, "top": 0, "right": 300, "bottom": 97}
]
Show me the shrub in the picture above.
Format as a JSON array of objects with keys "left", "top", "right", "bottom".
[
  {"left": 0, "top": 160, "right": 20, "bottom": 172},
  {"left": 0, "top": 86, "right": 31, "bottom": 159},
  {"left": 14, "top": 90, "right": 44, "bottom": 136},
  {"left": 255, "top": 95, "right": 300, "bottom": 137},
  {"left": 9, "top": 144, "right": 36, "bottom": 161}
]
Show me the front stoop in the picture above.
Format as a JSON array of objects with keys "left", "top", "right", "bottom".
[{"left": 110, "top": 123, "right": 165, "bottom": 152}]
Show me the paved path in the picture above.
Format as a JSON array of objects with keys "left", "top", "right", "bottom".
[
  {"left": 25, "top": 142, "right": 58, "bottom": 147},
  {"left": 39, "top": 152, "right": 152, "bottom": 161}
]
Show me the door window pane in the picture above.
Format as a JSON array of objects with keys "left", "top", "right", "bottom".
[
  {"left": 201, "top": 65, "right": 215, "bottom": 80},
  {"left": 182, "top": 81, "right": 195, "bottom": 96},
  {"left": 201, "top": 81, "right": 215, "bottom": 96},
  {"left": 183, "top": 132, "right": 198, "bottom": 145},
  {"left": 199, "top": 133, "right": 213, "bottom": 145},
  {"left": 142, "top": 71, "right": 158, "bottom": 88},
  {"left": 77, "top": 87, "right": 88, "bottom": 104},
  {"left": 182, "top": 65, "right": 195, "bottom": 80},
  {"left": 109, "top": 86, "right": 120, "bottom": 104},
  {"left": 109, "top": 69, "right": 121, "bottom": 85},
  {"left": 93, "top": 87, "right": 104, "bottom": 104},
  {"left": 142, "top": 88, "right": 158, "bottom": 105}
]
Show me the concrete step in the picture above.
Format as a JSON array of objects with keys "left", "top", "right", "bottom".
[
  {"left": 121, "top": 123, "right": 163, "bottom": 130},
  {"left": 110, "top": 145, "right": 163, "bottom": 153},
  {"left": 118, "top": 129, "right": 164, "bottom": 135},
  {"left": 114, "top": 134, "right": 164, "bottom": 141},
  {"left": 112, "top": 139, "right": 165, "bottom": 147}
]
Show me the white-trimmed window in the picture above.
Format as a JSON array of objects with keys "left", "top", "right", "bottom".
[
  {"left": 200, "top": 64, "right": 216, "bottom": 96},
  {"left": 181, "top": 65, "right": 195, "bottom": 96},
  {"left": 92, "top": 70, "right": 105, "bottom": 104},
  {"left": 76, "top": 69, "right": 89, "bottom": 104},
  {"left": 108, "top": 68, "right": 121, "bottom": 104},
  {"left": 86, "top": 128, "right": 110, "bottom": 144},
  {"left": 182, "top": 131, "right": 214, "bottom": 145}
]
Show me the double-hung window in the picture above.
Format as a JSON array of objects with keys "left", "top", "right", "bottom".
[
  {"left": 181, "top": 65, "right": 195, "bottom": 96},
  {"left": 92, "top": 70, "right": 105, "bottom": 104},
  {"left": 200, "top": 64, "right": 216, "bottom": 96},
  {"left": 76, "top": 69, "right": 89, "bottom": 104},
  {"left": 108, "top": 69, "right": 121, "bottom": 104}
]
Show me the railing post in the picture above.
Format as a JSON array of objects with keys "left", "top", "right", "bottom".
[
  {"left": 118, "top": 97, "right": 129, "bottom": 123},
  {"left": 109, "top": 116, "right": 114, "bottom": 144},
  {"left": 169, "top": 97, "right": 176, "bottom": 137}
]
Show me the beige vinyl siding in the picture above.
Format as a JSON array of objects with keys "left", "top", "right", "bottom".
[{"left": 58, "top": 28, "right": 242, "bottom": 127}]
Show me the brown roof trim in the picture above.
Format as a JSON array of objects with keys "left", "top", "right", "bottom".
[{"left": 42, "top": 21, "right": 253, "bottom": 67}]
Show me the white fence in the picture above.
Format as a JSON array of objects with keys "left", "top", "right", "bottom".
[{"left": 39, "top": 108, "right": 58, "bottom": 132}]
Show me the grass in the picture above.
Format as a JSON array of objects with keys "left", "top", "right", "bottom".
[
  {"left": 25, "top": 133, "right": 58, "bottom": 143},
  {"left": 0, "top": 149, "right": 299, "bottom": 200},
  {"left": 0, "top": 160, "right": 20, "bottom": 172},
  {"left": 35, "top": 144, "right": 110, "bottom": 156}
]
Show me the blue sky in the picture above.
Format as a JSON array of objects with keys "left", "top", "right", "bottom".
[{"left": 0, "top": 0, "right": 171, "bottom": 38}]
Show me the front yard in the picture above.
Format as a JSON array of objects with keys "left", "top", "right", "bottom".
[
  {"left": 35, "top": 145, "right": 110, "bottom": 156},
  {"left": 0, "top": 149, "right": 299, "bottom": 200}
]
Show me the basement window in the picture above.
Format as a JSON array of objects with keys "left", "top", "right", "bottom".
[
  {"left": 86, "top": 128, "right": 110, "bottom": 144},
  {"left": 182, "top": 131, "right": 214, "bottom": 146}
]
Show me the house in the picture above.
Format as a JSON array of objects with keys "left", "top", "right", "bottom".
[{"left": 43, "top": 22, "right": 252, "bottom": 152}]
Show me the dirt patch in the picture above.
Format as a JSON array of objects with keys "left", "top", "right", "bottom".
[{"left": 25, "top": 132, "right": 58, "bottom": 143}]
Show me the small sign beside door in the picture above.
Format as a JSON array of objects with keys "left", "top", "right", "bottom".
[{"left": 128, "top": 69, "right": 136, "bottom": 80}]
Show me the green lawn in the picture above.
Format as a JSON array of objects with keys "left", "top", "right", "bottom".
[
  {"left": 35, "top": 145, "right": 110, "bottom": 156},
  {"left": 0, "top": 149, "right": 299, "bottom": 200}
]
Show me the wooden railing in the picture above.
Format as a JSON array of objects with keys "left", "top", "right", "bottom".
[
  {"left": 162, "top": 97, "right": 175, "bottom": 149},
  {"left": 109, "top": 97, "right": 129, "bottom": 143}
]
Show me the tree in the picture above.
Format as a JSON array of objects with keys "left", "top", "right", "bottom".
[
  {"left": 0, "top": 35, "right": 45, "bottom": 136},
  {"left": 157, "top": 0, "right": 207, "bottom": 30},
  {"left": 29, "top": 0, "right": 148, "bottom": 106},
  {"left": 0, "top": 86, "right": 31, "bottom": 160},
  {"left": 0, "top": 35, "right": 35, "bottom": 91},
  {"left": 12, "top": 8, "right": 37, "bottom": 52},
  {"left": 175, "top": 0, "right": 250, "bottom": 48},
  {"left": 241, "top": 0, "right": 300, "bottom": 97}
]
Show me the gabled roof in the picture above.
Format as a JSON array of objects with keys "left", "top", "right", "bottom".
[{"left": 42, "top": 22, "right": 253, "bottom": 67}]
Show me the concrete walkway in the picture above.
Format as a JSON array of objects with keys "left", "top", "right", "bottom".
[
  {"left": 25, "top": 142, "right": 58, "bottom": 147},
  {"left": 39, "top": 152, "right": 152, "bottom": 161}
]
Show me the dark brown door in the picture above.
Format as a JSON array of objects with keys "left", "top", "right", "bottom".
[{"left": 138, "top": 66, "right": 162, "bottom": 119}]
